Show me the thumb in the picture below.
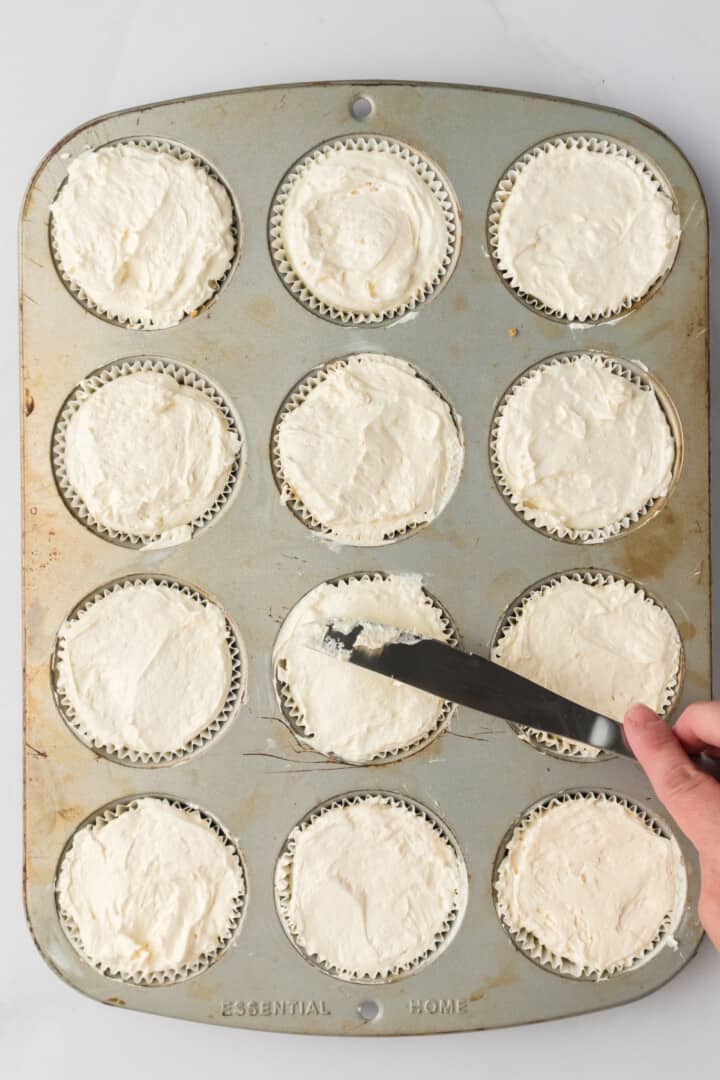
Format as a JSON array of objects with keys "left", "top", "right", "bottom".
[{"left": 624, "top": 704, "right": 720, "bottom": 854}]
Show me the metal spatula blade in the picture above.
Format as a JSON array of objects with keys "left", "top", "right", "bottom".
[{"left": 302, "top": 618, "right": 634, "bottom": 758}]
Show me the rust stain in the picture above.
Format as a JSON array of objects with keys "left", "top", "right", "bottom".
[
  {"left": 245, "top": 295, "right": 276, "bottom": 326},
  {"left": 24, "top": 389, "right": 35, "bottom": 416},
  {"left": 507, "top": 327, "right": 518, "bottom": 338},
  {"left": 469, "top": 957, "right": 519, "bottom": 1001},
  {"left": 453, "top": 294, "right": 467, "bottom": 313},
  {"left": 104, "top": 997, "right": 126, "bottom": 1007},
  {"left": 677, "top": 620, "right": 697, "bottom": 642},
  {"left": 616, "top": 508, "right": 684, "bottom": 581},
  {"left": 488, "top": 568, "right": 528, "bottom": 614}
]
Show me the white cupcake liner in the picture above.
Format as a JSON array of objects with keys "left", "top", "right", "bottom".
[
  {"left": 55, "top": 795, "right": 247, "bottom": 986},
  {"left": 268, "top": 134, "right": 461, "bottom": 325},
  {"left": 51, "top": 574, "right": 247, "bottom": 767},
  {"left": 51, "top": 356, "right": 244, "bottom": 549},
  {"left": 493, "top": 789, "right": 687, "bottom": 980},
  {"left": 273, "top": 571, "right": 461, "bottom": 765},
  {"left": 487, "top": 133, "right": 680, "bottom": 323},
  {"left": 271, "top": 353, "right": 464, "bottom": 545},
  {"left": 489, "top": 351, "right": 682, "bottom": 544},
  {"left": 50, "top": 137, "right": 241, "bottom": 329},
  {"left": 490, "top": 569, "right": 685, "bottom": 761},
  {"left": 274, "top": 791, "right": 467, "bottom": 983}
]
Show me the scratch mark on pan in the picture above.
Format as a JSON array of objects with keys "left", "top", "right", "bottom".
[
  {"left": 242, "top": 750, "right": 325, "bottom": 766},
  {"left": 447, "top": 731, "right": 495, "bottom": 743},
  {"left": 26, "top": 742, "right": 48, "bottom": 759},
  {"left": 264, "top": 765, "right": 351, "bottom": 774}
]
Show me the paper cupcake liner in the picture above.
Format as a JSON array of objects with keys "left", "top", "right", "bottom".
[
  {"left": 489, "top": 351, "right": 682, "bottom": 544},
  {"left": 51, "top": 356, "right": 244, "bottom": 549},
  {"left": 55, "top": 795, "right": 247, "bottom": 986},
  {"left": 268, "top": 134, "right": 461, "bottom": 325},
  {"left": 50, "top": 137, "right": 241, "bottom": 329},
  {"left": 51, "top": 574, "right": 247, "bottom": 767},
  {"left": 493, "top": 789, "right": 687, "bottom": 980},
  {"left": 490, "top": 569, "right": 685, "bottom": 761},
  {"left": 271, "top": 353, "right": 464, "bottom": 545},
  {"left": 273, "top": 572, "right": 461, "bottom": 765},
  {"left": 274, "top": 791, "right": 467, "bottom": 984},
  {"left": 487, "top": 133, "right": 680, "bottom": 323}
]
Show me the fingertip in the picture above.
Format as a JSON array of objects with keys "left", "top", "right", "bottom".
[{"left": 624, "top": 703, "right": 660, "bottom": 731}]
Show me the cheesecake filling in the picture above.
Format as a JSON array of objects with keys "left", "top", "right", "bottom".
[
  {"left": 63, "top": 370, "right": 240, "bottom": 543},
  {"left": 493, "top": 576, "right": 681, "bottom": 757},
  {"left": 274, "top": 573, "right": 452, "bottom": 761},
  {"left": 275, "top": 354, "right": 462, "bottom": 545},
  {"left": 57, "top": 799, "right": 244, "bottom": 977},
  {"left": 494, "top": 354, "right": 675, "bottom": 535},
  {"left": 278, "top": 797, "right": 463, "bottom": 977},
  {"left": 496, "top": 796, "right": 686, "bottom": 974},
  {"left": 494, "top": 142, "right": 681, "bottom": 319},
  {"left": 57, "top": 581, "right": 233, "bottom": 756},
  {"left": 280, "top": 146, "right": 450, "bottom": 314},
  {"left": 52, "top": 144, "right": 235, "bottom": 327}
]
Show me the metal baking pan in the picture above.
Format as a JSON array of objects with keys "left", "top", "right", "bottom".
[{"left": 20, "top": 80, "right": 710, "bottom": 1035}]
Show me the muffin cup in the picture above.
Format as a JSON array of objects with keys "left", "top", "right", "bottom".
[
  {"left": 274, "top": 791, "right": 468, "bottom": 983},
  {"left": 493, "top": 789, "right": 687, "bottom": 980},
  {"left": 50, "top": 137, "right": 241, "bottom": 329},
  {"left": 271, "top": 353, "right": 464, "bottom": 545},
  {"left": 489, "top": 351, "right": 683, "bottom": 544},
  {"left": 273, "top": 571, "right": 461, "bottom": 765},
  {"left": 268, "top": 134, "right": 461, "bottom": 325},
  {"left": 51, "top": 574, "right": 247, "bottom": 767},
  {"left": 487, "top": 133, "right": 681, "bottom": 324},
  {"left": 490, "top": 568, "right": 685, "bottom": 761},
  {"left": 55, "top": 795, "right": 247, "bottom": 986},
  {"left": 51, "top": 356, "right": 244, "bottom": 549}
]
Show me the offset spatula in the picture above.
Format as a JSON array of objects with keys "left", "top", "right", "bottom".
[{"left": 303, "top": 619, "right": 637, "bottom": 759}]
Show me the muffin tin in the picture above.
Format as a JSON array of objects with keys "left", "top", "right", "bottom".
[{"left": 21, "top": 81, "right": 710, "bottom": 1035}]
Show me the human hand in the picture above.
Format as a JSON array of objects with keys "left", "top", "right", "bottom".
[{"left": 624, "top": 703, "right": 720, "bottom": 950}]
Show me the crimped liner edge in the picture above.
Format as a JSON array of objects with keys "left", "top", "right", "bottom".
[
  {"left": 268, "top": 134, "right": 460, "bottom": 325},
  {"left": 487, "top": 133, "right": 680, "bottom": 324},
  {"left": 489, "top": 352, "right": 680, "bottom": 544},
  {"left": 51, "top": 574, "right": 246, "bottom": 766},
  {"left": 51, "top": 357, "right": 243, "bottom": 549},
  {"left": 275, "top": 791, "right": 467, "bottom": 983},
  {"left": 490, "top": 569, "right": 685, "bottom": 761},
  {"left": 493, "top": 789, "right": 687, "bottom": 980},
  {"left": 50, "top": 137, "right": 241, "bottom": 329},
  {"left": 271, "top": 353, "right": 464, "bottom": 545},
  {"left": 55, "top": 795, "right": 247, "bottom": 986},
  {"left": 273, "top": 571, "right": 461, "bottom": 764}
]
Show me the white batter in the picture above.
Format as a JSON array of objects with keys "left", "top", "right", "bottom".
[
  {"left": 275, "top": 354, "right": 463, "bottom": 545},
  {"left": 494, "top": 354, "right": 675, "bottom": 535},
  {"left": 496, "top": 796, "right": 686, "bottom": 974},
  {"left": 63, "top": 371, "right": 240, "bottom": 543},
  {"left": 52, "top": 144, "right": 235, "bottom": 327},
  {"left": 57, "top": 581, "right": 233, "bottom": 756},
  {"left": 274, "top": 574, "right": 451, "bottom": 762},
  {"left": 280, "top": 145, "right": 450, "bottom": 314},
  {"left": 57, "top": 799, "right": 244, "bottom": 978},
  {"left": 494, "top": 142, "right": 681, "bottom": 319},
  {"left": 278, "top": 797, "right": 463, "bottom": 978},
  {"left": 493, "top": 576, "right": 682, "bottom": 757}
]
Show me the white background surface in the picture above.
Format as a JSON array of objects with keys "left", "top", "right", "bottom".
[{"left": 2, "top": 1, "right": 718, "bottom": 1075}]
